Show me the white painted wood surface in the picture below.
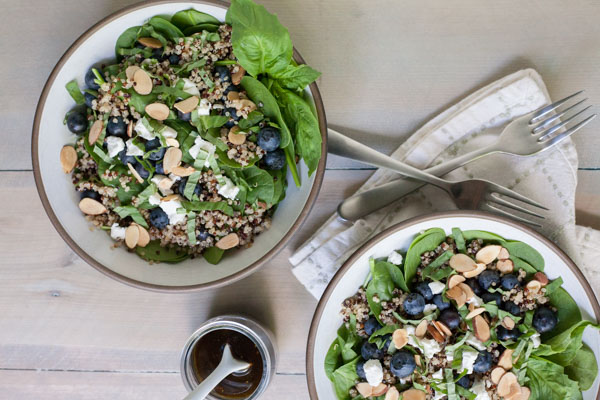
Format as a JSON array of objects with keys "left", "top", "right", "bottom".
[{"left": 0, "top": 0, "right": 599, "bottom": 398}]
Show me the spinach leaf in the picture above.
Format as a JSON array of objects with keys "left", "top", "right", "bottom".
[
  {"left": 148, "top": 16, "right": 184, "bottom": 41},
  {"left": 242, "top": 166, "right": 275, "bottom": 204},
  {"left": 192, "top": 114, "right": 230, "bottom": 130},
  {"left": 331, "top": 357, "right": 359, "bottom": 400},
  {"left": 226, "top": 0, "right": 293, "bottom": 77},
  {"left": 368, "top": 324, "right": 400, "bottom": 343},
  {"left": 183, "top": 23, "right": 220, "bottom": 36},
  {"left": 421, "top": 250, "right": 453, "bottom": 275},
  {"left": 136, "top": 240, "right": 190, "bottom": 263},
  {"left": 65, "top": 80, "right": 85, "bottom": 104},
  {"left": 565, "top": 344, "right": 598, "bottom": 391},
  {"left": 461, "top": 230, "right": 506, "bottom": 242},
  {"left": 238, "top": 110, "right": 264, "bottom": 130},
  {"left": 544, "top": 277, "right": 564, "bottom": 296},
  {"left": 272, "top": 64, "right": 321, "bottom": 91},
  {"left": 546, "top": 287, "right": 582, "bottom": 339},
  {"left": 504, "top": 241, "right": 545, "bottom": 271},
  {"left": 534, "top": 320, "right": 599, "bottom": 364},
  {"left": 115, "top": 26, "right": 141, "bottom": 58},
  {"left": 510, "top": 255, "right": 537, "bottom": 274},
  {"left": 366, "top": 261, "right": 397, "bottom": 323},
  {"left": 113, "top": 205, "right": 148, "bottom": 228},
  {"left": 377, "top": 260, "right": 409, "bottom": 292},
  {"left": 203, "top": 246, "right": 225, "bottom": 264},
  {"left": 404, "top": 230, "right": 447, "bottom": 286},
  {"left": 324, "top": 339, "right": 341, "bottom": 380},
  {"left": 269, "top": 168, "right": 287, "bottom": 205},
  {"left": 180, "top": 200, "right": 235, "bottom": 216},
  {"left": 336, "top": 324, "right": 360, "bottom": 363},
  {"left": 526, "top": 356, "right": 581, "bottom": 400},
  {"left": 452, "top": 227, "right": 466, "bottom": 253},
  {"left": 171, "top": 9, "right": 221, "bottom": 29}
]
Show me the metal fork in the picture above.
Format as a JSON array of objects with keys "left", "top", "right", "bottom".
[{"left": 335, "top": 91, "right": 596, "bottom": 223}]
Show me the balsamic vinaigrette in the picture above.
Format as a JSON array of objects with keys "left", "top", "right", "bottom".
[{"left": 191, "top": 329, "right": 264, "bottom": 399}]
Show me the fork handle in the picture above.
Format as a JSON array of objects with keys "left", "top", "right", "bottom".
[{"left": 336, "top": 135, "right": 496, "bottom": 221}]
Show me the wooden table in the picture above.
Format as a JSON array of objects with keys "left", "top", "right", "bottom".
[{"left": 1, "top": 0, "right": 599, "bottom": 398}]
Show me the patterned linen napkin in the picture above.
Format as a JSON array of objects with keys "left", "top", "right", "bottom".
[{"left": 290, "top": 68, "right": 600, "bottom": 299}]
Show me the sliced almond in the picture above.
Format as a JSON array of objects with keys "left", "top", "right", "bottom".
[
  {"left": 145, "top": 102, "right": 170, "bottom": 121},
  {"left": 228, "top": 130, "right": 246, "bottom": 145},
  {"left": 231, "top": 65, "right": 246, "bottom": 85},
  {"left": 163, "top": 147, "right": 182, "bottom": 174},
  {"left": 427, "top": 323, "right": 445, "bottom": 343},
  {"left": 435, "top": 321, "right": 452, "bottom": 337},
  {"left": 491, "top": 366, "right": 506, "bottom": 384},
  {"left": 125, "top": 65, "right": 141, "bottom": 80},
  {"left": 449, "top": 253, "right": 477, "bottom": 272},
  {"left": 88, "top": 120, "right": 103, "bottom": 145},
  {"left": 161, "top": 194, "right": 180, "bottom": 202},
  {"left": 78, "top": 198, "right": 107, "bottom": 215},
  {"left": 498, "top": 348, "right": 514, "bottom": 370},
  {"left": 385, "top": 386, "right": 400, "bottom": 400},
  {"left": 497, "top": 259, "right": 514, "bottom": 273},
  {"left": 174, "top": 96, "right": 199, "bottom": 114},
  {"left": 401, "top": 389, "right": 426, "bottom": 400},
  {"left": 60, "top": 145, "right": 78, "bottom": 173},
  {"left": 533, "top": 272, "right": 549, "bottom": 286},
  {"left": 517, "top": 386, "right": 531, "bottom": 400},
  {"left": 458, "top": 282, "right": 475, "bottom": 300},
  {"left": 166, "top": 137, "right": 180, "bottom": 148},
  {"left": 414, "top": 354, "right": 421, "bottom": 367},
  {"left": 356, "top": 383, "right": 373, "bottom": 398},
  {"left": 466, "top": 307, "right": 486, "bottom": 320},
  {"left": 506, "top": 382, "right": 522, "bottom": 400},
  {"left": 238, "top": 98, "right": 257, "bottom": 113},
  {"left": 227, "top": 91, "right": 240, "bottom": 101},
  {"left": 463, "top": 263, "right": 486, "bottom": 278},
  {"left": 157, "top": 177, "right": 174, "bottom": 193},
  {"left": 476, "top": 245, "right": 502, "bottom": 264},
  {"left": 526, "top": 279, "right": 542, "bottom": 294},
  {"left": 135, "top": 224, "right": 150, "bottom": 247},
  {"left": 216, "top": 233, "right": 239, "bottom": 250},
  {"left": 448, "top": 274, "right": 466, "bottom": 289},
  {"left": 125, "top": 225, "right": 140, "bottom": 249},
  {"left": 415, "top": 320, "right": 428, "bottom": 338},
  {"left": 371, "top": 383, "right": 388, "bottom": 397},
  {"left": 502, "top": 316, "right": 516, "bottom": 330},
  {"left": 392, "top": 328, "right": 409, "bottom": 350},
  {"left": 446, "top": 285, "right": 467, "bottom": 307},
  {"left": 171, "top": 165, "right": 195, "bottom": 177},
  {"left": 127, "top": 121, "right": 133, "bottom": 137},
  {"left": 498, "top": 247, "right": 510, "bottom": 260},
  {"left": 127, "top": 162, "right": 144, "bottom": 183},
  {"left": 473, "top": 315, "right": 490, "bottom": 342},
  {"left": 138, "top": 37, "right": 163, "bottom": 48},
  {"left": 133, "top": 69, "right": 153, "bottom": 95},
  {"left": 497, "top": 372, "right": 518, "bottom": 397},
  {"left": 229, "top": 125, "right": 241, "bottom": 134}
]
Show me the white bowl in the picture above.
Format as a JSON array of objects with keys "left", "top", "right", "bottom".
[
  {"left": 307, "top": 211, "right": 600, "bottom": 399},
  {"left": 32, "top": 0, "right": 327, "bottom": 291}
]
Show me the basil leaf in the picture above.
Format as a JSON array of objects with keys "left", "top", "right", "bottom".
[
  {"left": 452, "top": 227, "right": 466, "bottom": 253},
  {"left": 191, "top": 113, "right": 230, "bottom": 130},
  {"left": 171, "top": 9, "right": 221, "bottom": 29},
  {"left": 526, "top": 356, "right": 581, "bottom": 400},
  {"left": 272, "top": 64, "right": 321, "bottom": 91},
  {"left": 136, "top": 240, "right": 190, "bottom": 263},
  {"left": 203, "top": 246, "right": 225, "bottom": 264},
  {"left": 534, "top": 320, "right": 599, "bottom": 363},
  {"left": 113, "top": 206, "right": 148, "bottom": 228},
  {"left": 180, "top": 200, "right": 234, "bottom": 216},
  {"left": 148, "top": 16, "right": 184, "bottom": 41},
  {"left": 65, "top": 80, "right": 85, "bottom": 104},
  {"left": 183, "top": 23, "right": 220, "bottom": 36}
]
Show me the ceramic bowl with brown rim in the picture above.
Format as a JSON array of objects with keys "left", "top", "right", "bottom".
[
  {"left": 306, "top": 211, "right": 600, "bottom": 399},
  {"left": 32, "top": 0, "right": 327, "bottom": 292}
]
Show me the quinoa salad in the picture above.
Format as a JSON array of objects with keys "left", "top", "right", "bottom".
[
  {"left": 325, "top": 228, "right": 599, "bottom": 400},
  {"left": 59, "top": 0, "right": 322, "bottom": 264}
]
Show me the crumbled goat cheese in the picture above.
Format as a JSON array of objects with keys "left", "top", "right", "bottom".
[
  {"left": 159, "top": 199, "right": 186, "bottom": 225},
  {"left": 465, "top": 332, "right": 487, "bottom": 351},
  {"left": 404, "top": 325, "right": 419, "bottom": 348},
  {"left": 467, "top": 295, "right": 483, "bottom": 307},
  {"left": 363, "top": 359, "right": 383, "bottom": 387},
  {"left": 148, "top": 193, "right": 161, "bottom": 206},
  {"left": 110, "top": 223, "right": 126, "bottom": 240},
  {"left": 182, "top": 78, "right": 200, "bottom": 97},
  {"left": 217, "top": 176, "right": 240, "bottom": 200},
  {"left": 461, "top": 349, "right": 479, "bottom": 374},
  {"left": 168, "top": 173, "right": 182, "bottom": 183},
  {"left": 446, "top": 349, "right": 454, "bottom": 362},
  {"left": 530, "top": 332, "right": 541, "bottom": 348},
  {"left": 471, "top": 379, "right": 491, "bottom": 400},
  {"left": 423, "top": 304, "right": 438, "bottom": 315},
  {"left": 429, "top": 280, "right": 445, "bottom": 295},
  {"left": 432, "top": 369, "right": 443, "bottom": 380},
  {"left": 161, "top": 126, "right": 177, "bottom": 138},
  {"left": 151, "top": 175, "right": 174, "bottom": 196},
  {"left": 433, "top": 391, "right": 446, "bottom": 400},
  {"left": 197, "top": 98, "right": 212, "bottom": 116},
  {"left": 135, "top": 119, "right": 155, "bottom": 140},
  {"left": 189, "top": 137, "right": 216, "bottom": 165},
  {"left": 419, "top": 337, "right": 443, "bottom": 358},
  {"left": 388, "top": 251, "right": 404, "bottom": 265},
  {"left": 106, "top": 136, "right": 125, "bottom": 158},
  {"left": 125, "top": 138, "right": 144, "bottom": 156}
]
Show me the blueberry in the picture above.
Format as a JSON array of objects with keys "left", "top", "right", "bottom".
[
  {"left": 177, "top": 109, "right": 192, "bottom": 121},
  {"left": 145, "top": 138, "right": 166, "bottom": 161},
  {"left": 106, "top": 116, "right": 127, "bottom": 138},
  {"left": 148, "top": 147, "right": 166, "bottom": 161},
  {"left": 85, "top": 68, "right": 100, "bottom": 90},
  {"left": 361, "top": 341, "right": 384, "bottom": 360},
  {"left": 145, "top": 137, "right": 161, "bottom": 151},
  {"left": 118, "top": 149, "right": 136, "bottom": 166},
  {"left": 153, "top": 161, "right": 165, "bottom": 175},
  {"left": 501, "top": 301, "right": 521, "bottom": 316},
  {"left": 414, "top": 282, "right": 434, "bottom": 301},
  {"left": 364, "top": 317, "right": 382, "bottom": 336},
  {"left": 390, "top": 350, "right": 416, "bottom": 378},
  {"left": 196, "top": 230, "right": 212, "bottom": 242},
  {"left": 152, "top": 47, "right": 166, "bottom": 61},
  {"left": 80, "top": 190, "right": 101, "bottom": 201},
  {"left": 433, "top": 294, "right": 451, "bottom": 311},
  {"left": 66, "top": 111, "right": 87, "bottom": 134},
  {"left": 149, "top": 207, "right": 169, "bottom": 229},
  {"left": 473, "top": 351, "right": 493, "bottom": 373},
  {"left": 356, "top": 360, "right": 367, "bottom": 380},
  {"left": 134, "top": 162, "right": 150, "bottom": 180},
  {"left": 215, "top": 65, "right": 231, "bottom": 82},
  {"left": 501, "top": 274, "right": 520, "bottom": 290},
  {"left": 403, "top": 293, "right": 425, "bottom": 316},
  {"left": 482, "top": 292, "right": 502, "bottom": 307},
  {"left": 465, "top": 278, "right": 484, "bottom": 296},
  {"left": 84, "top": 92, "right": 96, "bottom": 108},
  {"left": 382, "top": 334, "right": 392, "bottom": 352},
  {"left": 478, "top": 270, "right": 501, "bottom": 290},
  {"left": 257, "top": 127, "right": 281, "bottom": 152},
  {"left": 532, "top": 307, "right": 558, "bottom": 333},
  {"left": 178, "top": 177, "right": 202, "bottom": 198},
  {"left": 225, "top": 107, "right": 241, "bottom": 121},
  {"left": 456, "top": 374, "right": 473, "bottom": 389},
  {"left": 439, "top": 309, "right": 461, "bottom": 330},
  {"left": 263, "top": 149, "right": 286, "bottom": 170},
  {"left": 223, "top": 83, "right": 240, "bottom": 97},
  {"left": 168, "top": 54, "right": 180, "bottom": 65},
  {"left": 496, "top": 325, "right": 522, "bottom": 341}
]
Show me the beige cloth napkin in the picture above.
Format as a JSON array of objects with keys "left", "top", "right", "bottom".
[{"left": 290, "top": 68, "right": 600, "bottom": 299}]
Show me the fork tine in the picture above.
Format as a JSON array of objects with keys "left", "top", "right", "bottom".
[
  {"left": 537, "top": 105, "right": 593, "bottom": 141},
  {"left": 530, "top": 91, "right": 584, "bottom": 124},
  {"left": 532, "top": 98, "right": 588, "bottom": 134},
  {"left": 486, "top": 194, "right": 545, "bottom": 219},
  {"left": 541, "top": 114, "right": 597, "bottom": 148},
  {"left": 488, "top": 183, "right": 548, "bottom": 210},
  {"left": 480, "top": 203, "right": 543, "bottom": 228}
]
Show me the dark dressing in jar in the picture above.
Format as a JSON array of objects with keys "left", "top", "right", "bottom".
[{"left": 191, "top": 329, "right": 264, "bottom": 399}]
